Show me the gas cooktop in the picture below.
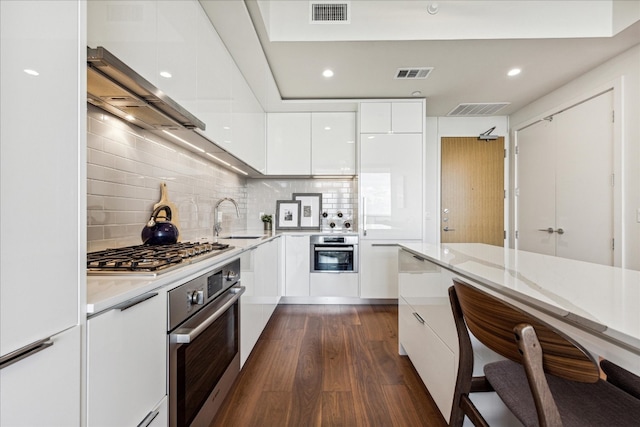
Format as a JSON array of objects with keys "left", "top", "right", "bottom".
[{"left": 87, "top": 241, "right": 234, "bottom": 276}]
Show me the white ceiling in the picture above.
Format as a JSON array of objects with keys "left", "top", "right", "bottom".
[{"left": 201, "top": 0, "right": 640, "bottom": 116}]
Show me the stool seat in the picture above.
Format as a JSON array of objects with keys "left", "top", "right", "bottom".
[{"left": 486, "top": 359, "right": 640, "bottom": 427}]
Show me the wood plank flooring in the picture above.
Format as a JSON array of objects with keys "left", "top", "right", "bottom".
[{"left": 210, "top": 304, "right": 448, "bottom": 427}]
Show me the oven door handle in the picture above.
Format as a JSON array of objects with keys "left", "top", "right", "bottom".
[
  {"left": 314, "top": 246, "right": 354, "bottom": 251},
  {"left": 170, "top": 286, "right": 245, "bottom": 344}
]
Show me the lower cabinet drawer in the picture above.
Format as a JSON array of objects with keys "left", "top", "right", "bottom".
[
  {"left": 310, "top": 273, "right": 358, "bottom": 297},
  {"left": 399, "top": 297, "right": 456, "bottom": 423}
]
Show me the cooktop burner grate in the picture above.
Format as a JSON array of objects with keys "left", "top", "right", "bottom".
[{"left": 87, "top": 242, "right": 233, "bottom": 276}]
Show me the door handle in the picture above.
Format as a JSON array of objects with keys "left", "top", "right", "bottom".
[
  {"left": 537, "top": 228, "right": 554, "bottom": 234},
  {"left": 555, "top": 228, "right": 565, "bottom": 235},
  {"left": 443, "top": 226, "right": 455, "bottom": 232}
]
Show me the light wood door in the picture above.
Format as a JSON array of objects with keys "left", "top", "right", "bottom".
[{"left": 441, "top": 137, "right": 504, "bottom": 246}]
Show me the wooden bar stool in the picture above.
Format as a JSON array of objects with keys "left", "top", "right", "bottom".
[{"left": 448, "top": 278, "right": 640, "bottom": 427}]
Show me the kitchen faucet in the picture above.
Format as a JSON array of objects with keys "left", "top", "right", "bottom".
[{"left": 214, "top": 197, "right": 240, "bottom": 238}]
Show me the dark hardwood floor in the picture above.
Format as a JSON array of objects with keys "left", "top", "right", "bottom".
[{"left": 210, "top": 304, "right": 448, "bottom": 427}]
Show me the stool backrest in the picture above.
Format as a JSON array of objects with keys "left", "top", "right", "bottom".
[{"left": 452, "top": 279, "right": 599, "bottom": 383}]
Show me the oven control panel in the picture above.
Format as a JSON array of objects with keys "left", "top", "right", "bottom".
[{"left": 168, "top": 258, "right": 241, "bottom": 331}]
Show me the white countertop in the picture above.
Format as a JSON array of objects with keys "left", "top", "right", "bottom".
[
  {"left": 398, "top": 242, "right": 640, "bottom": 354},
  {"left": 86, "top": 234, "right": 278, "bottom": 315}
]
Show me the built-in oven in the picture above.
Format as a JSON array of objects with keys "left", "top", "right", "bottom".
[
  {"left": 168, "top": 258, "right": 244, "bottom": 427},
  {"left": 310, "top": 235, "right": 358, "bottom": 272}
]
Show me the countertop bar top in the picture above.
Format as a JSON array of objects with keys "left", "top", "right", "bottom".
[
  {"left": 86, "top": 233, "right": 275, "bottom": 315},
  {"left": 398, "top": 242, "right": 640, "bottom": 356},
  {"left": 86, "top": 230, "right": 358, "bottom": 315}
]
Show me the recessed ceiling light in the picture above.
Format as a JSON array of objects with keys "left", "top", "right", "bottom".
[
  {"left": 322, "top": 69, "right": 334, "bottom": 78},
  {"left": 24, "top": 69, "right": 39, "bottom": 76},
  {"left": 508, "top": 68, "right": 522, "bottom": 77},
  {"left": 160, "top": 71, "right": 172, "bottom": 78},
  {"left": 427, "top": 3, "right": 439, "bottom": 15},
  {"left": 324, "top": 126, "right": 331, "bottom": 131}
]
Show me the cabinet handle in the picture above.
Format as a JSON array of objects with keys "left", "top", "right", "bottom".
[
  {"left": 0, "top": 338, "right": 53, "bottom": 371},
  {"left": 412, "top": 312, "right": 425, "bottom": 324},
  {"left": 114, "top": 292, "right": 158, "bottom": 312},
  {"left": 412, "top": 255, "right": 426, "bottom": 262},
  {"left": 371, "top": 243, "right": 399, "bottom": 247},
  {"left": 137, "top": 410, "right": 160, "bottom": 427},
  {"left": 362, "top": 197, "right": 367, "bottom": 236}
]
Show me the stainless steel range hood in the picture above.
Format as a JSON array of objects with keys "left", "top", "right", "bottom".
[{"left": 87, "top": 46, "right": 205, "bottom": 131}]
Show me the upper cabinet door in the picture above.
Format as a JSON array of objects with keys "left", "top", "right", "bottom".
[
  {"left": 360, "top": 133, "right": 423, "bottom": 240},
  {"left": 87, "top": 1, "right": 158, "bottom": 86},
  {"left": 1, "top": 0, "right": 82, "bottom": 356},
  {"left": 360, "top": 102, "right": 392, "bottom": 133},
  {"left": 266, "top": 113, "right": 311, "bottom": 175},
  {"left": 392, "top": 102, "right": 423, "bottom": 133},
  {"left": 360, "top": 101, "right": 424, "bottom": 133},
  {"left": 311, "top": 112, "right": 356, "bottom": 175},
  {"left": 196, "top": 4, "right": 232, "bottom": 147},
  {"left": 157, "top": 0, "right": 199, "bottom": 114}
]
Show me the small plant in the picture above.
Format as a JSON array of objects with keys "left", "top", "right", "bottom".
[{"left": 261, "top": 214, "right": 273, "bottom": 223}]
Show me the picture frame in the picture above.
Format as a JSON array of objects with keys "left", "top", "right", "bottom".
[
  {"left": 275, "top": 200, "right": 301, "bottom": 230},
  {"left": 292, "top": 193, "right": 323, "bottom": 230}
]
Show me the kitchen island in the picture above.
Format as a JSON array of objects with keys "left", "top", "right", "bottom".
[{"left": 397, "top": 242, "right": 640, "bottom": 424}]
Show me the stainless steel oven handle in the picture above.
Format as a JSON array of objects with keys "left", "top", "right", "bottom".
[
  {"left": 314, "top": 246, "right": 354, "bottom": 251},
  {"left": 171, "top": 286, "right": 245, "bottom": 344}
]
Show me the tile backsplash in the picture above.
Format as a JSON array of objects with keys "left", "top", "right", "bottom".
[
  {"left": 87, "top": 106, "right": 359, "bottom": 252},
  {"left": 247, "top": 178, "right": 358, "bottom": 233},
  {"left": 87, "top": 106, "right": 246, "bottom": 252}
]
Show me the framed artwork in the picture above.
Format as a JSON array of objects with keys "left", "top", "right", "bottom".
[
  {"left": 293, "top": 193, "right": 322, "bottom": 230},
  {"left": 276, "top": 200, "right": 301, "bottom": 230}
]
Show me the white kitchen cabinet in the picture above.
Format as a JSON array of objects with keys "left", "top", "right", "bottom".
[
  {"left": 267, "top": 113, "right": 312, "bottom": 175},
  {"left": 284, "top": 235, "right": 311, "bottom": 296},
  {"left": 310, "top": 273, "right": 359, "bottom": 297},
  {"left": 240, "top": 238, "right": 281, "bottom": 366},
  {"left": 87, "top": 291, "right": 167, "bottom": 427},
  {"left": 311, "top": 112, "right": 356, "bottom": 175},
  {"left": 231, "top": 63, "right": 267, "bottom": 173},
  {"left": 398, "top": 248, "right": 458, "bottom": 421},
  {"left": 257, "top": 238, "right": 281, "bottom": 321},
  {"left": 157, "top": 0, "right": 199, "bottom": 114},
  {"left": 147, "top": 396, "right": 168, "bottom": 427},
  {"left": 360, "top": 133, "right": 423, "bottom": 240},
  {"left": 359, "top": 101, "right": 423, "bottom": 134},
  {"left": 0, "top": 326, "right": 81, "bottom": 427},
  {"left": 196, "top": 5, "right": 232, "bottom": 148},
  {"left": 1, "top": 0, "right": 82, "bottom": 356},
  {"left": 359, "top": 242, "right": 402, "bottom": 298},
  {"left": 87, "top": 1, "right": 158, "bottom": 86}
]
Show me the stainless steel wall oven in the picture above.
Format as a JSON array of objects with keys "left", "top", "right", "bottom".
[
  {"left": 310, "top": 235, "right": 358, "bottom": 272},
  {"left": 168, "top": 258, "right": 244, "bottom": 427}
]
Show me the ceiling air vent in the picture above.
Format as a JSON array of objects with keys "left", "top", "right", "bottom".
[
  {"left": 447, "top": 102, "right": 510, "bottom": 116},
  {"left": 310, "top": 2, "right": 350, "bottom": 23},
  {"left": 394, "top": 67, "right": 433, "bottom": 80}
]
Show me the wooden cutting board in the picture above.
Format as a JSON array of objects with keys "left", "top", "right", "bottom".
[{"left": 153, "top": 182, "right": 181, "bottom": 239}]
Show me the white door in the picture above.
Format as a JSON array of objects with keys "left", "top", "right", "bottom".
[
  {"left": 517, "top": 91, "right": 614, "bottom": 265},
  {"left": 517, "top": 119, "right": 556, "bottom": 256},
  {"left": 360, "top": 133, "right": 423, "bottom": 240}
]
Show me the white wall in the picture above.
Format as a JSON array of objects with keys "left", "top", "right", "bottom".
[
  {"left": 510, "top": 44, "right": 640, "bottom": 270},
  {"left": 424, "top": 116, "right": 510, "bottom": 244}
]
